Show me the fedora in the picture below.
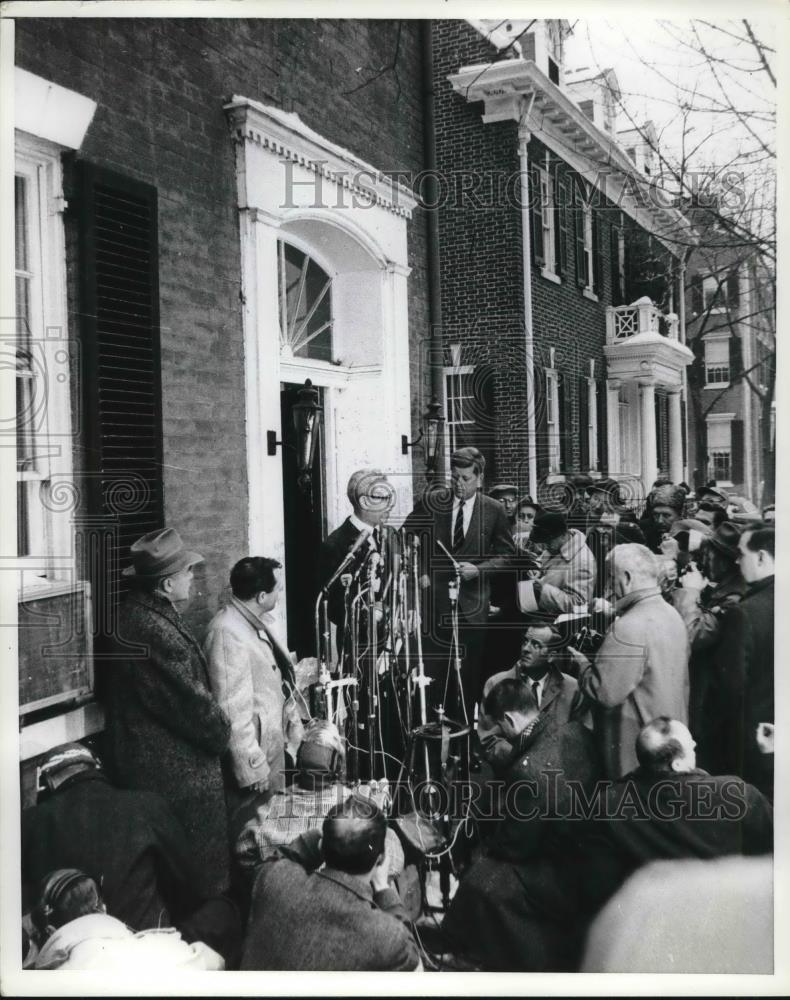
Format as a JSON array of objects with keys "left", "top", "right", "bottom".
[
  {"left": 706, "top": 520, "right": 742, "bottom": 561},
  {"left": 121, "top": 527, "right": 203, "bottom": 579}
]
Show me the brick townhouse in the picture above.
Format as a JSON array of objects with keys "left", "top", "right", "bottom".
[
  {"left": 432, "top": 19, "right": 694, "bottom": 505},
  {"left": 11, "top": 17, "right": 433, "bottom": 783},
  {"left": 684, "top": 206, "right": 775, "bottom": 506}
]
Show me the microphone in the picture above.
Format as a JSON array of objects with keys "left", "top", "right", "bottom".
[{"left": 323, "top": 527, "right": 373, "bottom": 592}]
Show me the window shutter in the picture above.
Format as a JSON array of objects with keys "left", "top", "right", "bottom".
[
  {"left": 573, "top": 181, "right": 586, "bottom": 287},
  {"left": 593, "top": 212, "right": 604, "bottom": 296},
  {"left": 558, "top": 372, "right": 572, "bottom": 471},
  {"left": 727, "top": 270, "right": 740, "bottom": 312},
  {"left": 77, "top": 162, "right": 164, "bottom": 649},
  {"left": 730, "top": 333, "right": 742, "bottom": 378},
  {"left": 463, "top": 363, "right": 496, "bottom": 480},
  {"left": 579, "top": 375, "right": 590, "bottom": 470},
  {"left": 534, "top": 363, "right": 549, "bottom": 480},
  {"left": 610, "top": 225, "right": 623, "bottom": 305},
  {"left": 556, "top": 174, "right": 571, "bottom": 278},
  {"left": 691, "top": 274, "right": 704, "bottom": 316},
  {"left": 529, "top": 162, "right": 544, "bottom": 268},
  {"left": 731, "top": 419, "right": 744, "bottom": 485},
  {"left": 596, "top": 377, "right": 608, "bottom": 472}
]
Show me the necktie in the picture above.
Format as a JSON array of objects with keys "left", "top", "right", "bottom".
[
  {"left": 532, "top": 680, "right": 541, "bottom": 708},
  {"left": 453, "top": 500, "right": 465, "bottom": 550}
]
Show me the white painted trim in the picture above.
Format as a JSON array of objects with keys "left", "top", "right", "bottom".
[
  {"left": 20, "top": 701, "right": 104, "bottom": 761},
  {"left": 15, "top": 68, "right": 96, "bottom": 150},
  {"left": 705, "top": 412, "right": 737, "bottom": 424},
  {"left": 540, "top": 268, "right": 561, "bottom": 284},
  {"left": 582, "top": 288, "right": 599, "bottom": 302}
]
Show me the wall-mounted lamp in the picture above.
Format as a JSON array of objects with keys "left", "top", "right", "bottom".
[
  {"left": 401, "top": 396, "right": 445, "bottom": 473},
  {"left": 267, "top": 379, "right": 323, "bottom": 499}
]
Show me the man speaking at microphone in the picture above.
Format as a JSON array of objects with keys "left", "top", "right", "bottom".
[{"left": 317, "top": 468, "right": 395, "bottom": 654}]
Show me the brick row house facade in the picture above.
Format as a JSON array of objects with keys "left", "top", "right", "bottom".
[
  {"left": 432, "top": 20, "right": 694, "bottom": 505},
  {"left": 10, "top": 18, "right": 433, "bottom": 780},
  {"left": 10, "top": 18, "right": 700, "bottom": 780}
]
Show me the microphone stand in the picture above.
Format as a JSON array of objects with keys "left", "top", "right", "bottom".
[{"left": 437, "top": 539, "right": 468, "bottom": 727}]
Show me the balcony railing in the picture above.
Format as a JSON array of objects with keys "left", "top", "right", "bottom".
[{"left": 606, "top": 296, "right": 680, "bottom": 345}]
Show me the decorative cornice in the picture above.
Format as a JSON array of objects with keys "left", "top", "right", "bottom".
[
  {"left": 447, "top": 59, "right": 693, "bottom": 256},
  {"left": 224, "top": 98, "right": 416, "bottom": 221}
]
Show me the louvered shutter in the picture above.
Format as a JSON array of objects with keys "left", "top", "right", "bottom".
[
  {"left": 558, "top": 372, "right": 572, "bottom": 471},
  {"left": 556, "top": 174, "right": 572, "bottom": 278},
  {"left": 573, "top": 181, "right": 586, "bottom": 287},
  {"left": 530, "top": 162, "right": 545, "bottom": 269},
  {"left": 534, "top": 363, "right": 549, "bottom": 480},
  {"left": 731, "top": 419, "right": 744, "bottom": 485},
  {"left": 610, "top": 224, "right": 623, "bottom": 305},
  {"left": 727, "top": 270, "right": 740, "bottom": 313},
  {"left": 593, "top": 211, "right": 604, "bottom": 296},
  {"left": 596, "top": 377, "right": 608, "bottom": 472},
  {"left": 77, "top": 162, "right": 164, "bottom": 648},
  {"left": 730, "top": 333, "right": 742, "bottom": 380},
  {"left": 579, "top": 375, "right": 590, "bottom": 470}
]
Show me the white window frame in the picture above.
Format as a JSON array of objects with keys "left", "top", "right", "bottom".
[
  {"left": 442, "top": 364, "right": 476, "bottom": 478},
  {"left": 616, "top": 228, "right": 626, "bottom": 303},
  {"left": 702, "top": 273, "right": 727, "bottom": 314},
  {"left": 538, "top": 152, "right": 558, "bottom": 281},
  {"left": 703, "top": 333, "right": 730, "bottom": 389},
  {"left": 13, "top": 132, "right": 75, "bottom": 590},
  {"left": 705, "top": 412, "right": 735, "bottom": 488},
  {"left": 545, "top": 368, "right": 561, "bottom": 473},
  {"left": 582, "top": 201, "right": 595, "bottom": 292}
]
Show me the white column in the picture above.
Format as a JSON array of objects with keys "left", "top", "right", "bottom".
[
  {"left": 606, "top": 379, "right": 621, "bottom": 474},
  {"left": 639, "top": 380, "right": 658, "bottom": 491},
  {"left": 668, "top": 388, "right": 684, "bottom": 484}
]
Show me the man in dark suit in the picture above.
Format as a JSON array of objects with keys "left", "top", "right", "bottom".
[
  {"left": 317, "top": 468, "right": 394, "bottom": 656},
  {"left": 406, "top": 447, "right": 515, "bottom": 720},
  {"left": 241, "top": 794, "right": 419, "bottom": 970},
  {"left": 716, "top": 522, "right": 775, "bottom": 798}
]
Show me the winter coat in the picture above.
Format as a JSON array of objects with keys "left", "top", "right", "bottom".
[
  {"left": 579, "top": 586, "right": 689, "bottom": 778},
  {"left": 672, "top": 569, "right": 746, "bottom": 774},
  {"left": 241, "top": 829, "right": 420, "bottom": 971},
  {"left": 441, "top": 712, "right": 601, "bottom": 971},
  {"left": 536, "top": 529, "right": 596, "bottom": 614},
  {"left": 35, "top": 913, "right": 223, "bottom": 970},
  {"left": 105, "top": 589, "right": 231, "bottom": 896},
  {"left": 22, "top": 770, "right": 203, "bottom": 930},
  {"left": 715, "top": 576, "right": 775, "bottom": 797},
  {"left": 478, "top": 664, "right": 587, "bottom": 770},
  {"left": 204, "top": 598, "right": 304, "bottom": 792}
]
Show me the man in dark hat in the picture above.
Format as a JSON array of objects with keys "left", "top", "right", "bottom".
[
  {"left": 672, "top": 522, "right": 747, "bottom": 775},
  {"left": 105, "top": 528, "right": 232, "bottom": 898},
  {"left": 21, "top": 741, "right": 239, "bottom": 956},
  {"left": 696, "top": 483, "right": 730, "bottom": 529},
  {"left": 488, "top": 483, "right": 519, "bottom": 528},
  {"left": 519, "top": 511, "right": 596, "bottom": 615},
  {"left": 566, "top": 473, "right": 594, "bottom": 532}
]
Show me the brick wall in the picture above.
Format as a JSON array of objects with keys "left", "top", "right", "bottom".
[
  {"left": 433, "top": 20, "right": 676, "bottom": 492},
  {"left": 14, "top": 17, "right": 430, "bottom": 632}
]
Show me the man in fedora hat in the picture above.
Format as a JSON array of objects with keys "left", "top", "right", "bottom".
[
  {"left": 105, "top": 528, "right": 232, "bottom": 897},
  {"left": 672, "top": 521, "right": 747, "bottom": 775}
]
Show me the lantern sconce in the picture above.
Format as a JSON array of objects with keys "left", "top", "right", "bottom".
[
  {"left": 266, "top": 379, "right": 323, "bottom": 499},
  {"left": 401, "top": 397, "right": 445, "bottom": 473}
]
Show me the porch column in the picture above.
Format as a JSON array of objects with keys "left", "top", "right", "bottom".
[
  {"left": 606, "top": 379, "right": 621, "bottom": 473},
  {"left": 639, "top": 380, "right": 658, "bottom": 491},
  {"left": 668, "top": 387, "right": 684, "bottom": 485}
]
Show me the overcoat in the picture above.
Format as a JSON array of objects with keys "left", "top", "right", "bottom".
[{"left": 105, "top": 589, "right": 231, "bottom": 895}]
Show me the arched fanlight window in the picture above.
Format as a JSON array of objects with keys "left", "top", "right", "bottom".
[{"left": 278, "top": 241, "right": 333, "bottom": 362}]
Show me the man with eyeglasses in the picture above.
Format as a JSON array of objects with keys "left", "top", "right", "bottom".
[
  {"left": 317, "top": 468, "right": 395, "bottom": 651},
  {"left": 478, "top": 625, "right": 586, "bottom": 770}
]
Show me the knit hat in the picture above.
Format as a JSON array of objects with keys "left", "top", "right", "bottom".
[{"left": 530, "top": 511, "right": 568, "bottom": 544}]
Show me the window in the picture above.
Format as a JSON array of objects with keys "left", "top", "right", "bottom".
[
  {"left": 706, "top": 415, "right": 734, "bottom": 485},
  {"left": 704, "top": 336, "right": 730, "bottom": 387},
  {"left": 582, "top": 202, "right": 595, "bottom": 291},
  {"left": 546, "top": 369, "right": 561, "bottom": 473},
  {"left": 14, "top": 137, "right": 73, "bottom": 584},
  {"left": 278, "top": 241, "right": 333, "bottom": 362},
  {"left": 702, "top": 274, "right": 727, "bottom": 313},
  {"left": 444, "top": 366, "right": 476, "bottom": 454},
  {"left": 538, "top": 154, "right": 557, "bottom": 277}
]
